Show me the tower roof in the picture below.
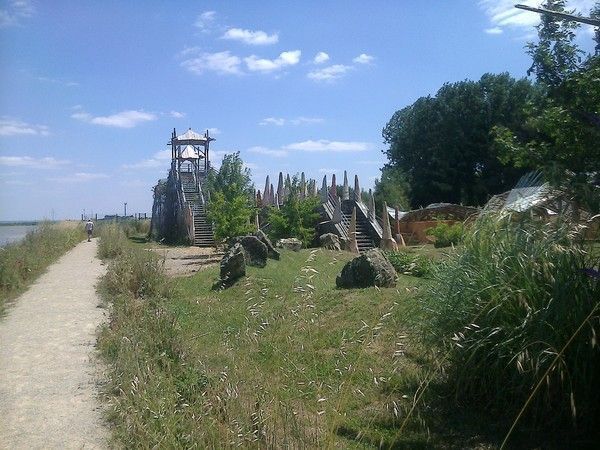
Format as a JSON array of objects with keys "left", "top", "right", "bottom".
[
  {"left": 176, "top": 128, "right": 207, "bottom": 142},
  {"left": 179, "top": 145, "right": 200, "bottom": 159}
]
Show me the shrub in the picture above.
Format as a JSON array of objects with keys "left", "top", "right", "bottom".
[
  {"left": 426, "top": 222, "right": 464, "bottom": 248},
  {"left": 385, "top": 251, "right": 433, "bottom": 277},
  {"left": 420, "top": 215, "right": 600, "bottom": 433},
  {"left": 207, "top": 191, "right": 255, "bottom": 242},
  {"left": 101, "top": 247, "right": 169, "bottom": 299},
  {"left": 267, "top": 196, "right": 321, "bottom": 247}
]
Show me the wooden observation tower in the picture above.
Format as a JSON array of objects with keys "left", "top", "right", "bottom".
[{"left": 170, "top": 128, "right": 215, "bottom": 181}]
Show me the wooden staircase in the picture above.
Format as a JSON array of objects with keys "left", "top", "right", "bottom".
[
  {"left": 340, "top": 201, "right": 375, "bottom": 253},
  {"left": 180, "top": 172, "right": 214, "bottom": 247}
]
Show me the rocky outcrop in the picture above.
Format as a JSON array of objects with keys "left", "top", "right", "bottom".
[
  {"left": 213, "top": 243, "right": 246, "bottom": 289},
  {"left": 255, "top": 229, "right": 280, "bottom": 260},
  {"left": 336, "top": 248, "right": 397, "bottom": 289},
  {"left": 230, "top": 235, "right": 268, "bottom": 268},
  {"left": 319, "top": 233, "right": 341, "bottom": 251},
  {"left": 277, "top": 238, "right": 302, "bottom": 251}
]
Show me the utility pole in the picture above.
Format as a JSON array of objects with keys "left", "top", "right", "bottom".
[
  {"left": 515, "top": 4, "right": 600, "bottom": 27},
  {"left": 124, "top": 202, "right": 127, "bottom": 217}
]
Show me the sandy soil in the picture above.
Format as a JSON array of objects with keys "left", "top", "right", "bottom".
[
  {"left": 148, "top": 245, "right": 223, "bottom": 277},
  {"left": 0, "top": 239, "right": 109, "bottom": 449}
]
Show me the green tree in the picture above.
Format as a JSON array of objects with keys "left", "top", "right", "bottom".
[
  {"left": 495, "top": 56, "right": 600, "bottom": 214},
  {"left": 373, "top": 165, "right": 410, "bottom": 211},
  {"left": 205, "top": 152, "right": 255, "bottom": 241},
  {"left": 266, "top": 175, "right": 321, "bottom": 247},
  {"left": 383, "top": 73, "right": 535, "bottom": 208},
  {"left": 526, "top": 0, "right": 582, "bottom": 87}
]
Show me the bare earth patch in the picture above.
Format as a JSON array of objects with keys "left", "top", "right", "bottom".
[{"left": 148, "top": 246, "right": 223, "bottom": 277}]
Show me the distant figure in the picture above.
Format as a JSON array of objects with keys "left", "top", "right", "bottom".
[{"left": 85, "top": 220, "right": 94, "bottom": 242}]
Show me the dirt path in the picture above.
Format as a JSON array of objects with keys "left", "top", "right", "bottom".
[
  {"left": 0, "top": 239, "right": 109, "bottom": 449},
  {"left": 148, "top": 245, "right": 222, "bottom": 277}
]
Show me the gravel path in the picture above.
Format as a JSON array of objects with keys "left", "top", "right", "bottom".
[{"left": 0, "top": 239, "right": 109, "bottom": 449}]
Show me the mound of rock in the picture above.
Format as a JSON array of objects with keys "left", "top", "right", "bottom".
[
  {"left": 230, "top": 235, "right": 268, "bottom": 268},
  {"left": 255, "top": 229, "right": 280, "bottom": 260},
  {"left": 277, "top": 238, "right": 302, "bottom": 251},
  {"left": 336, "top": 248, "right": 397, "bottom": 289},
  {"left": 319, "top": 233, "right": 341, "bottom": 251},
  {"left": 213, "top": 243, "right": 246, "bottom": 289}
]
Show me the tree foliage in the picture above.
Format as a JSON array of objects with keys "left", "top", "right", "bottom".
[
  {"left": 205, "top": 152, "right": 255, "bottom": 241},
  {"left": 526, "top": 0, "right": 582, "bottom": 88},
  {"left": 383, "top": 73, "right": 536, "bottom": 208},
  {"left": 266, "top": 175, "right": 321, "bottom": 247},
  {"left": 373, "top": 165, "right": 410, "bottom": 211},
  {"left": 494, "top": 2, "right": 600, "bottom": 214}
]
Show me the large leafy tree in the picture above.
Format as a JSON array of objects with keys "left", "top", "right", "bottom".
[
  {"left": 383, "top": 73, "right": 535, "bottom": 208},
  {"left": 526, "top": 0, "right": 582, "bottom": 87},
  {"left": 373, "top": 165, "right": 410, "bottom": 211},
  {"left": 494, "top": 2, "right": 600, "bottom": 215}
]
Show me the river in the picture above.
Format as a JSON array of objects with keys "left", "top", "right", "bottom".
[{"left": 0, "top": 225, "right": 38, "bottom": 247}]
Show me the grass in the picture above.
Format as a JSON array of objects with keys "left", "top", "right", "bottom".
[
  {"left": 0, "top": 221, "right": 86, "bottom": 314},
  {"left": 98, "top": 219, "right": 597, "bottom": 448},
  {"left": 98, "top": 237, "right": 481, "bottom": 447},
  {"left": 418, "top": 214, "right": 600, "bottom": 447}
]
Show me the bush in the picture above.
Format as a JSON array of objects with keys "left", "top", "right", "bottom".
[
  {"left": 101, "top": 247, "right": 169, "bottom": 299},
  {"left": 420, "top": 215, "right": 600, "bottom": 432},
  {"left": 122, "top": 219, "right": 151, "bottom": 238},
  {"left": 385, "top": 251, "right": 434, "bottom": 277},
  {"left": 267, "top": 196, "right": 321, "bottom": 247},
  {"left": 207, "top": 191, "right": 255, "bottom": 242},
  {"left": 426, "top": 222, "right": 464, "bottom": 248},
  {"left": 97, "top": 222, "right": 128, "bottom": 259}
]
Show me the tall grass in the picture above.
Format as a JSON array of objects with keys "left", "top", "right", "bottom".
[
  {"left": 419, "top": 214, "right": 600, "bottom": 438},
  {"left": 0, "top": 222, "right": 86, "bottom": 310},
  {"left": 97, "top": 222, "right": 128, "bottom": 259}
]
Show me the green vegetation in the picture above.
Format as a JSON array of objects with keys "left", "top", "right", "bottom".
[
  {"left": 419, "top": 215, "right": 600, "bottom": 442},
  {"left": 97, "top": 222, "right": 129, "bottom": 259},
  {"left": 98, "top": 236, "right": 459, "bottom": 447},
  {"left": 0, "top": 222, "right": 86, "bottom": 313},
  {"left": 385, "top": 250, "right": 435, "bottom": 278},
  {"left": 426, "top": 221, "right": 464, "bottom": 248},
  {"left": 266, "top": 179, "right": 321, "bottom": 247},
  {"left": 206, "top": 152, "right": 256, "bottom": 242}
]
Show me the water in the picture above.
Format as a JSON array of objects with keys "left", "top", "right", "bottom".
[{"left": 0, "top": 225, "right": 38, "bottom": 247}]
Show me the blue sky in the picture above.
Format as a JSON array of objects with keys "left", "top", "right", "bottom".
[{"left": 0, "top": 0, "right": 597, "bottom": 220}]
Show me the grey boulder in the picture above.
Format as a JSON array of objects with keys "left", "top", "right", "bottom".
[
  {"left": 336, "top": 248, "right": 397, "bottom": 289},
  {"left": 277, "top": 238, "right": 302, "bottom": 251},
  {"left": 319, "top": 233, "right": 341, "bottom": 251},
  {"left": 255, "top": 229, "right": 280, "bottom": 260},
  {"left": 213, "top": 243, "right": 246, "bottom": 289}
]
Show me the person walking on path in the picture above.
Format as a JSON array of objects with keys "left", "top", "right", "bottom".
[
  {"left": 85, "top": 219, "right": 94, "bottom": 242},
  {"left": 0, "top": 239, "right": 109, "bottom": 449}
]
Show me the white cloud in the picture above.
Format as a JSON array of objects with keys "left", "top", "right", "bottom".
[
  {"left": 290, "top": 116, "right": 324, "bottom": 125},
  {"left": 0, "top": 155, "right": 69, "bottom": 169},
  {"left": 313, "top": 51, "right": 330, "bottom": 64},
  {"left": 248, "top": 146, "right": 288, "bottom": 157},
  {"left": 353, "top": 53, "right": 374, "bottom": 64},
  {"left": 318, "top": 168, "right": 340, "bottom": 173},
  {"left": 259, "top": 116, "right": 324, "bottom": 126},
  {"left": 36, "top": 75, "right": 79, "bottom": 87},
  {"left": 478, "top": 0, "right": 596, "bottom": 34},
  {"left": 122, "top": 150, "right": 171, "bottom": 170},
  {"left": 245, "top": 50, "right": 301, "bottom": 73},
  {"left": 71, "top": 109, "right": 156, "bottom": 128},
  {"left": 244, "top": 162, "right": 259, "bottom": 170},
  {"left": 181, "top": 50, "right": 242, "bottom": 75},
  {"left": 285, "top": 139, "right": 371, "bottom": 152},
  {"left": 194, "top": 11, "right": 216, "bottom": 32},
  {"left": 259, "top": 117, "right": 286, "bottom": 126},
  {"left": 48, "top": 172, "right": 109, "bottom": 183},
  {"left": 207, "top": 127, "right": 221, "bottom": 135},
  {"left": 307, "top": 64, "right": 352, "bottom": 82},
  {"left": 485, "top": 27, "right": 504, "bottom": 34},
  {"left": 222, "top": 28, "right": 279, "bottom": 45},
  {"left": 0, "top": 0, "right": 34, "bottom": 28},
  {"left": 170, "top": 110, "right": 186, "bottom": 118},
  {"left": 0, "top": 118, "right": 49, "bottom": 136}
]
